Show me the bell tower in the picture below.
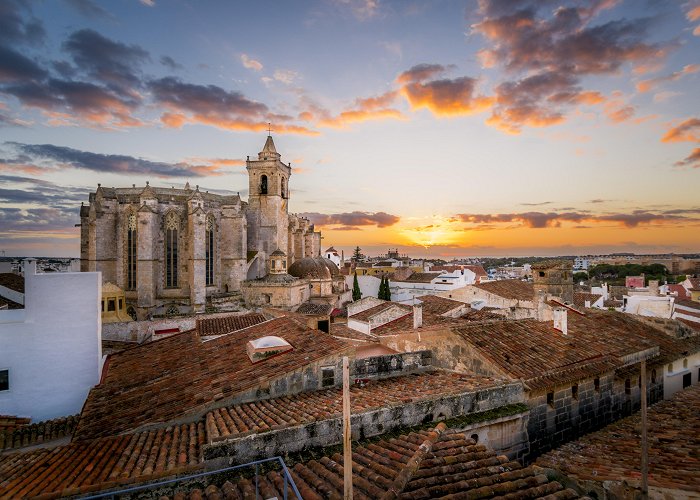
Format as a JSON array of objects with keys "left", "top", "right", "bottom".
[{"left": 246, "top": 133, "right": 291, "bottom": 273}]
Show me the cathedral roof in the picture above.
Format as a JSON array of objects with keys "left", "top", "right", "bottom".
[{"left": 288, "top": 256, "right": 339, "bottom": 279}]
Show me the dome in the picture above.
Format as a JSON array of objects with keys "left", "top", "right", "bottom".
[
  {"left": 320, "top": 257, "right": 340, "bottom": 277},
  {"left": 289, "top": 257, "right": 332, "bottom": 279}
]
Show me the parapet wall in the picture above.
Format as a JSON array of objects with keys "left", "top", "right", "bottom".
[{"left": 203, "top": 382, "right": 525, "bottom": 464}]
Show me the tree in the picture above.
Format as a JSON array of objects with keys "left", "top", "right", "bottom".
[
  {"left": 573, "top": 272, "right": 588, "bottom": 283},
  {"left": 352, "top": 245, "right": 363, "bottom": 262},
  {"left": 384, "top": 276, "right": 391, "bottom": 301},
  {"left": 352, "top": 272, "right": 362, "bottom": 301},
  {"left": 378, "top": 275, "right": 385, "bottom": 300}
]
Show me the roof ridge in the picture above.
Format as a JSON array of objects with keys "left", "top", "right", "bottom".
[{"left": 379, "top": 422, "right": 447, "bottom": 499}]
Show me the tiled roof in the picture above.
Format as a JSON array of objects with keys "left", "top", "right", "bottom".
[
  {"left": 161, "top": 424, "right": 579, "bottom": 500},
  {"left": 473, "top": 279, "right": 535, "bottom": 301},
  {"left": 454, "top": 311, "right": 700, "bottom": 390},
  {"left": 330, "top": 323, "right": 379, "bottom": 342},
  {"left": 349, "top": 302, "right": 409, "bottom": 322},
  {"left": 687, "top": 277, "right": 700, "bottom": 290},
  {"left": 464, "top": 264, "right": 488, "bottom": 278},
  {"left": 573, "top": 292, "right": 602, "bottom": 308},
  {"left": 74, "top": 317, "right": 351, "bottom": 441},
  {"left": 537, "top": 383, "right": 700, "bottom": 495},
  {"left": 196, "top": 312, "right": 267, "bottom": 336},
  {"left": 675, "top": 298, "right": 700, "bottom": 311},
  {"left": 398, "top": 272, "right": 442, "bottom": 283},
  {"left": 0, "top": 421, "right": 205, "bottom": 498},
  {"left": 666, "top": 284, "right": 690, "bottom": 298},
  {"left": 296, "top": 302, "right": 334, "bottom": 316},
  {"left": 0, "top": 415, "right": 78, "bottom": 451},
  {"left": 206, "top": 372, "right": 503, "bottom": 442},
  {"left": 461, "top": 308, "right": 506, "bottom": 321},
  {"left": 0, "top": 273, "right": 24, "bottom": 293},
  {"left": 416, "top": 295, "right": 465, "bottom": 316},
  {"left": 603, "top": 298, "right": 623, "bottom": 308}
]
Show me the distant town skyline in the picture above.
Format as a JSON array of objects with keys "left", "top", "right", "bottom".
[{"left": 1, "top": 0, "right": 699, "bottom": 257}]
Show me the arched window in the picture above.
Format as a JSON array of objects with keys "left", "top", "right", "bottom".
[
  {"left": 206, "top": 216, "right": 215, "bottom": 286},
  {"left": 281, "top": 177, "right": 286, "bottom": 198},
  {"left": 126, "top": 213, "right": 137, "bottom": 290},
  {"left": 260, "top": 175, "right": 268, "bottom": 194},
  {"left": 165, "top": 212, "right": 179, "bottom": 287}
]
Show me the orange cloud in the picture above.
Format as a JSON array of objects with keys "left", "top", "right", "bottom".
[
  {"left": 400, "top": 77, "right": 493, "bottom": 116},
  {"left": 636, "top": 64, "right": 700, "bottom": 92},
  {"left": 318, "top": 108, "right": 404, "bottom": 128},
  {"left": 674, "top": 147, "right": 700, "bottom": 168},
  {"left": 662, "top": 118, "right": 700, "bottom": 143}
]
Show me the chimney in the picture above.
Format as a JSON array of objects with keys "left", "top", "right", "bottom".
[
  {"left": 413, "top": 302, "right": 423, "bottom": 329},
  {"left": 649, "top": 280, "right": 659, "bottom": 296},
  {"left": 553, "top": 307, "right": 568, "bottom": 335},
  {"left": 536, "top": 289, "right": 546, "bottom": 321}
]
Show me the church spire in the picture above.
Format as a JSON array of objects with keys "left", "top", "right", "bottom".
[{"left": 258, "top": 131, "right": 280, "bottom": 160}]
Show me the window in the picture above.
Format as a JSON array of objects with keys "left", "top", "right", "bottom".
[
  {"left": 101, "top": 301, "right": 104, "bottom": 312},
  {"left": 651, "top": 369, "right": 657, "bottom": 384},
  {"left": 539, "top": 271, "right": 545, "bottom": 277},
  {"left": 165, "top": 212, "right": 179, "bottom": 288},
  {"left": 594, "top": 377, "right": 600, "bottom": 392},
  {"left": 260, "top": 174, "right": 268, "bottom": 194},
  {"left": 0, "top": 370, "right": 8, "bottom": 391},
  {"left": 547, "top": 391, "right": 554, "bottom": 408},
  {"left": 127, "top": 306, "right": 137, "bottom": 321},
  {"left": 470, "top": 433, "right": 479, "bottom": 444},
  {"left": 571, "top": 384, "right": 578, "bottom": 400},
  {"left": 206, "top": 217, "right": 214, "bottom": 286},
  {"left": 321, "top": 367, "right": 335, "bottom": 387},
  {"left": 625, "top": 378, "right": 631, "bottom": 395},
  {"left": 118, "top": 299, "right": 123, "bottom": 310},
  {"left": 683, "top": 372, "right": 691, "bottom": 388},
  {"left": 126, "top": 213, "right": 137, "bottom": 290},
  {"left": 107, "top": 299, "right": 115, "bottom": 312},
  {"left": 281, "top": 178, "right": 286, "bottom": 198}
]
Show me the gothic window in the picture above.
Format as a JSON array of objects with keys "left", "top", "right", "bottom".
[
  {"left": 260, "top": 174, "right": 268, "bottom": 194},
  {"left": 126, "top": 213, "right": 137, "bottom": 290},
  {"left": 206, "top": 216, "right": 215, "bottom": 286},
  {"left": 165, "top": 212, "right": 179, "bottom": 288},
  {"left": 166, "top": 304, "right": 179, "bottom": 317}
]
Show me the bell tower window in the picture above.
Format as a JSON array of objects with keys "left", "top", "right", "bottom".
[
  {"left": 260, "top": 175, "right": 268, "bottom": 195},
  {"left": 126, "top": 213, "right": 137, "bottom": 290},
  {"left": 165, "top": 212, "right": 179, "bottom": 288},
  {"left": 206, "top": 216, "right": 215, "bottom": 286}
]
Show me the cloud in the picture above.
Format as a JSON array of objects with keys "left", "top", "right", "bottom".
[
  {"left": 472, "top": 1, "right": 674, "bottom": 132},
  {"left": 2, "top": 142, "right": 236, "bottom": 178},
  {"left": 0, "top": 45, "right": 48, "bottom": 82},
  {"left": 62, "top": 29, "right": 149, "bottom": 95},
  {"left": 240, "top": 54, "right": 263, "bottom": 71},
  {"left": 396, "top": 63, "right": 450, "bottom": 84},
  {"left": 63, "top": 0, "right": 112, "bottom": 20},
  {"left": 636, "top": 64, "right": 700, "bottom": 93},
  {"left": 0, "top": 0, "right": 45, "bottom": 46},
  {"left": 300, "top": 90, "right": 403, "bottom": 128},
  {"left": 300, "top": 211, "right": 400, "bottom": 228},
  {"left": 455, "top": 209, "right": 693, "bottom": 228},
  {"left": 687, "top": 4, "right": 700, "bottom": 36},
  {"left": 333, "top": 0, "right": 380, "bottom": 21},
  {"left": 674, "top": 148, "right": 700, "bottom": 168},
  {"left": 160, "top": 55, "right": 182, "bottom": 71},
  {"left": 400, "top": 75, "right": 493, "bottom": 116},
  {"left": 149, "top": 76, "right": 316, "bottom": 134},
  {"left": 521, "top": 201, "right": 552, "bottom": 206},
  {"left": 661, "top": 117, "right": 700, "bottom": 143},
  {"left": 140, "top": 0, "right": 155, "bottom": 6}
]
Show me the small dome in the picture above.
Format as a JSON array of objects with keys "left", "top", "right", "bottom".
[
  {"left": 289, "top": 257, "right": 332, "bottom": 279},
  {"left": 320, "top": 257, "right": 340, "bottom": 277}
]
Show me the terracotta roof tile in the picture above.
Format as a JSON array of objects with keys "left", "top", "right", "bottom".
[
  {"left": 416, "top": 295, "right": 466, "bottom": 316},
  {"left": 537, "top": 383, "right": 700, "bottom": 494},
  {"left": 205, "top": 372, "right": 502, "bottom": 442},
  {"left": 398, "top": 272, "right": 442, "bottom": 283},
  {"left": 473, "top": 280, "right": 535, "bottom": 301},
  {"left": 74, "top": 317, "right": 351, "bottom": 441},
  {"left": 349, "top": 302, "right": 410, "bottom": 322},
  {"left": 195, "top": 312, "right": 266, "bottom": 336},
  {"left": 573, "top": 292, "right": 602, "bottom": 308},
  {"left": 454, "top": 310, "right": 700, "bottom": 390},
  {"left": 296, "top": 302, "right": 334, "bottom": 316}
]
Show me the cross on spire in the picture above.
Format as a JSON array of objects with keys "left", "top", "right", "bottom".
[{"left": 267, "top": 122, "right": 273, "bottom": 136}]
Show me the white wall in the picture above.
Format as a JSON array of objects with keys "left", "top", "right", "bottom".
[
  {"left": 664, "top": 352, "right": 700, "bottom": 400},
  {"left": 346, "top": 275, "right": 381, "bottom": 300},
  {"left": 0, "top": 285, "right": 24, "bottom": 305},
  {"left": 0, "top": 260, "right": 102, "bottom": 421}
]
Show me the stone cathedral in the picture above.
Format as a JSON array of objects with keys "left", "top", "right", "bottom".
[{"left": 80, "top": 135, "right": 325, "bottom": 319}]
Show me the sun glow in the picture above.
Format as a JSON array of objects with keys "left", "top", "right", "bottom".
[{"left": 400, "top": 216, "right": 467, "bottom": 248}]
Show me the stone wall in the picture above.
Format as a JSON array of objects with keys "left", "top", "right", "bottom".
[
  {"left": 203, "top": 383, "right": 525, "bottom": 464},
  {"left": 352, "top": 350, "right": 432, "bottom": 380},
  {"left": 525, "top": 368, "right": 663, "bottom": 461}
]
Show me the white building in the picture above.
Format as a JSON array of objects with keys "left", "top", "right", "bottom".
[
  {"left": 0, "top": 260, "right": 102, "bottom": 421},
  {"left": 390, "top": 270, "right": 476, "bottom": 303},
  {"left": 324, "top": 246, "right": 342, "bottom": 268},
  {"left": 573, "top": 257, "right": 589, "bottom": 271}
]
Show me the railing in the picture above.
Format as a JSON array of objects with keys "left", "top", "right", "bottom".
[{"left": 81, "top": 456, "right": 302, "bottom": 500}]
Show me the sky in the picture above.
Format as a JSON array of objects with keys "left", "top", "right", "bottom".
[{"left": 1, "top": 0, "right": 699, "bottom": 258}]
